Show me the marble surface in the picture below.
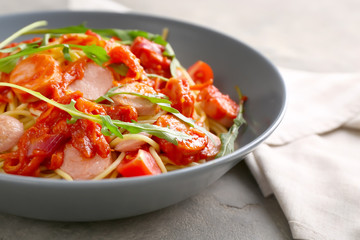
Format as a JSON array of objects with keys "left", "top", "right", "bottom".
[{"left": 0, "top": 0, "right": 359, "bottom": 239}]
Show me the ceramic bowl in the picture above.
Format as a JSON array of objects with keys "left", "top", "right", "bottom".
[{"left": 0, "top": 11, "right": 286, "bottom": 221}]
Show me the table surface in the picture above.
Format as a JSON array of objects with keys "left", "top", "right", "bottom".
[{"left": 0, "top": 0, "right": 359, "bottom": 239}]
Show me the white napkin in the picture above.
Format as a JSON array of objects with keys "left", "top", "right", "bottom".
[{"left": 246, "top": 68, "right": 360, "bottom": 240}]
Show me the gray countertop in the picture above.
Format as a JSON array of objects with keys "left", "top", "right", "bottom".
[{"left": 1, "top": 0, "right": 359, "bottom": 239}]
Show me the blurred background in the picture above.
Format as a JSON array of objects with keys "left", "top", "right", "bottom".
[{"left": 1, "top": 0, "right": 360, "bottom": 72}]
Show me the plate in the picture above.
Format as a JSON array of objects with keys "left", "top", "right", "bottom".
[{"left": 0, "top": 11, "right": 286, "bottom": 221}]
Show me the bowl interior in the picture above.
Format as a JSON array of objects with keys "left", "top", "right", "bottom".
[
  {"left": 0, "top": 11, "right": 286, "bottom": 221},
  {"left": 1, "top": 11, "right": 285, "bottom": 151}
]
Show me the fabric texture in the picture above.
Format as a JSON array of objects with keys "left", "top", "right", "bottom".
[{"left": 246, "top": 68, "right": 360, "bottom": 240}]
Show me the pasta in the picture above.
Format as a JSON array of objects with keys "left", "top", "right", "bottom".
[{"left": 0, "top": 21, "right": 244, "bottom": 180}]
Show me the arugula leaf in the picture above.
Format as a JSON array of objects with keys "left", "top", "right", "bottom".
[
  {"left": 94, "top": 86, "right": 122, "bottom": 103},
  {"left": 163, "top": 43, "right": 175, "bottom": 58},
  {"left": 99, "top": 115, "right": 123, "bottom": 138},
  {"left": 22, "top": 22, "right": 178, "bottom": 74},
  {"left": 0, "top": 43, "right": 109, "bottom": 73},
  {"left": 147, "top": 73, "right": 169, "bottom": 82},
  {"left": 0, "top": 41, "right": 39, "bottom": 53},
  {"left": 98, "top": 87, "right": 216, "bottom": 142},
  {"left": 62, "top": 44, "right": 72, "bottom": 61},
  {"left": 102, "top": 90, "right": 171, "bottom": 105},
  {"left": 72, "top": 44, "right": 109, "bottom": 65},
  {"left": 41, "top": 33, "right": 51, "bottom": 46},
  {"left": 110, "top": 63, "right": 128, "bottom": 76},
  {"left": 0, "top": 82, "right": 190, "bottom": 145},
  {"left": 26, "top": 25, "right": 168, "bottom": 46},
  {"left": 0, "top": 20, "right": 47, "bottom": 49},
  {"left": 0, "top": 57, "right": 18, "bottom": 74},
  {"left": 170, "top": 58, "right": 181, "bottom": 78},
  {"left": 26, "top": 23, "right": 88, "bottom": 35},
  {"left": 216, "top": 87, "right": 247, "bottom": 158},
  {"left": 112, "top": 120, "right": 188, "bottom": 145}
]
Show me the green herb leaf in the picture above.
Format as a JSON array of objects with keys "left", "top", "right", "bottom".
[
  {"left": 72, "top": 44, "right": 109, "bottom": 66},
  {"left": 0, "top": 57, "right": 18, "bottom": 74},
  {"left": 100, "top": 115, "right": 123, "bottom": 138},
  {"left": 0, "top": 43, "right": 110, "bottom": 73},
  {"left": 163, "top": 43, "right": 175, "bottom": 58},
  {"left": 170, "top": 58, "right": 181, "bottom": 78},
  {"left": 99, "top": 90, "right": 171, "bottom": 106},
  {"left": 216, "top": 87, "right": 247, "bottom": 158},
  {"left": 26, "top": 23, "right": 88, "bottom": 35},
  {"left": 112, "top": 120, "right": 189, "bottom": 145},
  {"left": 0, "top": 41, "right": 39, "bottom": 53},
  {"left": 94, "top": 86, "right": 122, "bottom": 103},
  {"left": 0, "top": 20, "right": 47, "bottom": 49},
  {"left": 62, "top": 44, "right": 72, "bottom": 61},
  {"left": 110, "top": 63, "right": 128, "bottom": 76},
  {"left": 41, "top": 33, "right": 51, "bottom": 46},
  {"left": 99, "top": 87, "right": 216, "bottom": 142},
  {"left": 0, "top": 82, "right": 190, "bottom": 145},
  {"left": 26, "top": 25, "right": 168, "bottom": 46},
  {"left": 147, "top": 73, "right": 169, "bottom": 82}
]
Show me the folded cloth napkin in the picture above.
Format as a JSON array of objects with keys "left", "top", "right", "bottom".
[{"left": 246, "top": 68, "right": 360, "bottom": 240}]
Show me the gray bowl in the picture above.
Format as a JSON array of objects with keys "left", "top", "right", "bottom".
[{"left": 0, "top": 11, "right": 286, "bottom": 221}]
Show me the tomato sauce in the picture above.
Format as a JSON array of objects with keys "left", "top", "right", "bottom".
[{"left": 0, "top": 29, "right": 242, "bottom": 178}]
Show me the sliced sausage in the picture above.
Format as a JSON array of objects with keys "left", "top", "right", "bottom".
[
  {"left": 114, "top": 133, "right": 150, "bottom": 152},
  {"left": 199, "top": 132, "right": 221, "bottom": 160},
  {"left": 111, "top": 82, "right": 159, "bottom": 116},
  {"left": 197, "top": 85, "right": 239, "bottom": 128},
  {"left": 60, "top": 143, "right": 112, "bottom": 180},
  {"left": 9, "top": 54, "right": 62, "bottom": 102},
  {"left": 0, "top": 115, "right": 24, "bottom": 152},
  {"left": 68, "top": 62, "right": 114, "bottom": 100},
  {"left": 154, "top": 114, "right": 207, "bottom": 165},
  {"left": 162, "top": 78, "right": 195, "bottom": 117}
]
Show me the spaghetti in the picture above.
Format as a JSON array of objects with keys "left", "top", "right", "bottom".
[{"left": 0, "top": 21, "right": 244, "bottom": 180}]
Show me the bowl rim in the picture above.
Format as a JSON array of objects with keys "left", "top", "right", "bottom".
[{"left": 0, "top": 10, "right": 287, "bottom": 187}]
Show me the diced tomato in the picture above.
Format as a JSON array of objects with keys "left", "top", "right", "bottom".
[
  {"left": 62, "top": 57, "right": 87, "bottom": 88},
  {"left": 60, "top": 33, "right": 105, "bottom": 47},
  {"left": 75, "top": 96, "right": 107, "bottom": 115},
  {"left": 46, "top": 147, "right": 65, "bottom": 170},
  {"left": 9, "top": 54, "right": 62, "bottom": 102},
  {"left": 103, "top": 105, "right": 138, "bottom": 122},
  {"left": 154, "top": 114, "right": 207, "bottom": 165},
  {"left": 117, "top": 149, "right": 161, "bottom": 177},
  {"left": 85, "top": 29, "right": 102, "bottom": 41},
  {"left": 28, "top": 100, "right": 50, "bottom": 112},
  {"left": 187, "top": 61, "right": 214, "bottom": 84},
  {"left": 190, "top": 78, "right": 213, "bottom": 91},
  {"left": 108, "top": 45, "right": 144, "bottom": 80},
  {"left": 130, "top": 37, "right": 171, "bottom": 78},
  {"left": 161, "top": 78, "right": 195, "bottom": 117},
  {"left": 197, "top": 85, "right": 239, "bottom": 128}
]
